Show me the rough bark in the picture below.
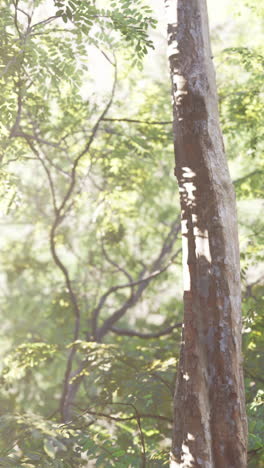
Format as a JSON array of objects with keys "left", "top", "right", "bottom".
[{"left": 165, "top": 0, "right": 248, "bottom": 466}]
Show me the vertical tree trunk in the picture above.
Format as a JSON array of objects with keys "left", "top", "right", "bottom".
[{"left": 165, "top": 1, "right": 248, "bottom": 466}]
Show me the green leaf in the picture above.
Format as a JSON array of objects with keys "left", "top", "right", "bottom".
[{"left": 43, "top": 439, "right": 56, "bottom": 459}]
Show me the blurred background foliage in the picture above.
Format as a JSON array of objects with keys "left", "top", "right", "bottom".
[{"left": 0, "top": 0, "right": 263, "bottom": 466}]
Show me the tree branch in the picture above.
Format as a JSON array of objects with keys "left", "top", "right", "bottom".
[
  {"left": 110, "top": 322, "right": 182, "bottom": 338},
  {"left": 101, "top": 238, "right": 133, "bottom": 284},
  {"left": 9, "top": 80, "right": 23, "bottom": 138},
  {"left": 82, "top": 409, "right": 172, "bottom": 423},
  {"left": 49, "top": 63, "right": 117, "bottom": 422},
  {"left": 13, "top": 0, "right": 22, "bottom": 39},
  {"left": 101, "top": 401, "right": 146, "bottom": 467},
  {"left": 62, "top": 401, "right": 172, "bottom": 426},
  {"left": 31, "top": 16, "right": 59, "bottom": 30},
  {"left": 94, "top": 219, "right": 181, "bottom": 340},
  {"left": 92, "top": 259, "right": 176, "bottom": 340},
  {"left": 49, "top": 219, "right": 81, "bottom": 422},
  {"left": 13, "top": 67, "right": 118, "bottom": 422},
  {"left": 102, "top": 117, "right": 173, "bottom": 125},
  {"left": 56, "top": 57, "right": 117, "bottom": 220},
  {"left": 24, "top": 138, "right": 58, "bottom": 213},
  {"left": 233, "top": 169, "right": 264, "bottom": 186},
  {"left": 12, "top": 131, "right": 66, "bottom": 150}
]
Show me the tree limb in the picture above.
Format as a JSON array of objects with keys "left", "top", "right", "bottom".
[
  {"left": 94, "top": 219, "right": 181, "bottom": 340},
  {"left": 24, "top": 138, "right": 58, "bottom": 213},
  {"left": 102, "top": 117, "right": 173, "bottom": 125},
  {"left": 101, "top": 238, "right": 133, "bottom": 284},
  {"left": 50, "top": 62, "right": 117, "bottom": 422},
  {"left": 92, "top": 258, "right": 177, "bottom": 340},
  {"left": 56, "top": 57, "right": 117, "bottom": 219},
  {"left": 12, "top": 131, "right": 66, "bottom": 150},
  {"left": 110, "top": 322, "right": 182, "bottom": 338},
  {"left": 233, "top": 169, "right": 264, "bottom": 186}
]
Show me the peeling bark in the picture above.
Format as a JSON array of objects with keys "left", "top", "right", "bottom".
[{"left": 165, "top": 0, "right": 248, "bottom": 466}]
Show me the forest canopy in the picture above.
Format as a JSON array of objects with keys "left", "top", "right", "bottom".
[{"left": 0, "top": 0, "right": 263, "bottom": 466}]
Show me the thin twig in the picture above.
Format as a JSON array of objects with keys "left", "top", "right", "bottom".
[
  {"left": 56, "top": 58, "right": 117, "bottom": 219},
  {"left": 9, "top": 80, "right": 23, "bottom": 138},
  {"left": 233, "top": 169, "right": 264, "bottom": 185},
  {"left": 135, "top": 408, "right": 146, "bottom": 468},
  {"left": 92, "top": 261, "right": 174, "bottom": 340},
  {"left": 31, "top": 16, "right": 59, "bottom": 30},
  {"left": 24, "top": 138, "right": 58, "bottom": 213},
  {"left": 17, "top": 6, "right": 32, "bottom": 25},
  {"left": 61, "top": 402, "right": 172, "bottom": 427},
  {"left": 13, "top": 131, "right": 66, "bottom": 150},
  {"left": 88, "top": 401, "right": 147, "bottom": 467},
  {"left": 101, "top": 238, "right": 133, "bottom": 284},
  {"left": 96, "top": 220, "right": 181, "bottom": 340},
  {"left": 102, "top": 117, "right": 173, "bottom": 125},
  {"left": 13, "top": 0, "right": 22, "bottom": 39},
  {"left": 110, "top": 322, "right": 182, "bottom": 338}
]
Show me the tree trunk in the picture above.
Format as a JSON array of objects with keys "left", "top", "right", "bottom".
[{"left": 165, "top": 0, "right": 248, "bottom": 466}]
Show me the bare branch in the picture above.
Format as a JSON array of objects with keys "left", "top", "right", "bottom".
[
  {"left": 48, "top": 62, "right": 117, "bottom": 422},
  {"left": 12, "top": 131, "right": 66, "bottom": 150},
  {"left": 152, "top": 217, "right": 181, "bottom": 269},
  {"left": 96, "top": 264, "right": 180, "bottom": 341},
  {"left": 56, "top": 58, "right": 117, "bottom": 219},
  {"left": 135, "top": 408, "right": 146, "bottom": 468},
  {"left": 109, "top": 401, "right": 172, "bottom": 422},
  {"left": 95, "top": 45, "right": 115, "bottom": 66},
  {"left": 62, "top": 402, "right": 173, "bottom": 427},
  {"left": 110, "top": 322, "right": 182, "bottom": 338},
  {"left": 24, "top": 138, "right": 58, "bottom": 213},
  {"left": 0, "top": 156, "right": 36, "bottom": 167},
  {"left": 17, "top": 6, "right": 31, "bottom": 23},
  {"left": 49, "top": 218, "right": 81, "bottom": 422},
  {"left": 31, "top": 16, "right": 59, "bottom": 30},
  {"left": 102, "top": 117, "right": 173, "bottom": 125},
  {"left": 92, "top": 260, "right": 175, "bottom": 340},
  {"left": 102, "top": 263, "right": 168, "bottom": 293},
  {"left": 42, "top": 154, "right": 71, "bottom": 178},
  {"left": 94, "top": 219, "right": 181, "bottom": 340},
  {"left": 103, "top": 401, "right": 146, "bottom": 467},
  {"left": 101, "top": 238, "right": 133, "bottom": 284},
  {"left": 13, "top": 0, "right": 22, "bottom": 39},
  {"left": 9, "top": 81, "right": 23, "bottom": 138},
  {"left": 233, "top": 169, "right": 264, "bottom": 186}
]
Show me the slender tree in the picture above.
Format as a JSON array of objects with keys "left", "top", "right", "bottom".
[{"left": 165, "top": 0, "right": 248, "bottom": 466}]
